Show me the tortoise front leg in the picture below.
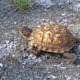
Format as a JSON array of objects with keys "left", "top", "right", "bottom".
[
  {"left": 63, "top": 53, "right": 77, "bottom": 63},
  {"left": 30, "top": 46, "right": 40, "bottom": 56}
]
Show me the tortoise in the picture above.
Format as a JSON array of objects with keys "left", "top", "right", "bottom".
[{"left": 18, "top": 24, "right": 80, "bottom": 63}]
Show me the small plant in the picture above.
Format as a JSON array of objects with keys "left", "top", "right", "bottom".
[{"left": 12, "top": 0, "right": 31, "bottom": 11}]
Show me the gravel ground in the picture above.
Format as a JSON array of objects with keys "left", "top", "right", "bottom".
[{"left": 0, "top": 0, "right": 80, "bottom": 80}]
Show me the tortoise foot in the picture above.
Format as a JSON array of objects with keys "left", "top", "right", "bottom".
[
  {"left": 63, "top": 53, "right": 77, "bottom": 63},
  {"left": 30, "top": 46, "right": 40, "bottom": 56}
]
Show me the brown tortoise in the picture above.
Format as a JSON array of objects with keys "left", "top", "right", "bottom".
[{"left": 18, "top": 24, "right": 80, "bottom": 63}]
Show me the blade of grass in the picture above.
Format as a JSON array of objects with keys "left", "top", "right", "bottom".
[{"left": 11, "top": 0, "right": 31, "bottom": 10}]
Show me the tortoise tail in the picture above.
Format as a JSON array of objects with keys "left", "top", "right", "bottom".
[{"left": 75, "top": 37, "right": 80, "bottom": 43}]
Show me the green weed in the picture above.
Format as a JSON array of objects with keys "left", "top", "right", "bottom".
[{"left": 12, "top": 0, "right": 31, "bottom": 11}]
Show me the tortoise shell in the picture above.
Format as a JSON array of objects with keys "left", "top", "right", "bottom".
[{"left": 29, "top": 24, "right": 76, "bottom": 53}]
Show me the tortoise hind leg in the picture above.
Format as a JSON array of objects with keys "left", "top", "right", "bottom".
[
  {"left": 75, "top": 37, "right": 80, "bottom": 43},
  {"left": 63, "top": 53, "right": 77, "bottom": 63},
  {"left": 30, "top": 46, "right": 40, "bottom": 56}
]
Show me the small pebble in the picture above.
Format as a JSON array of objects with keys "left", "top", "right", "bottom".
[{"left": 0, "top": 63, "right": 3, "bottom": 67}]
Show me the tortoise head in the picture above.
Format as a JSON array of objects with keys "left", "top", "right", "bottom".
[{"left": 18, "top": 26, "right": 32, "bottom": 40}]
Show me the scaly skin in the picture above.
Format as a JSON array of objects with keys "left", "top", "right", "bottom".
[{"left": 75, "top": 37, "right": 80, "bottom": 43}]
